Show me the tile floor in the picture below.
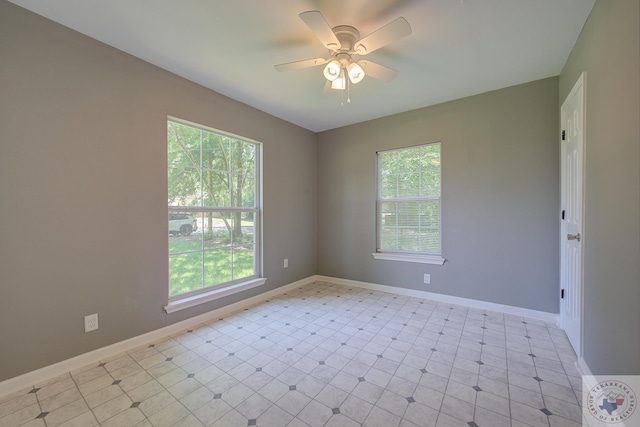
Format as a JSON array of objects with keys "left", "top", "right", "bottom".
[{"left": 0, "top": 281, "right": 586, "bottom": 427}]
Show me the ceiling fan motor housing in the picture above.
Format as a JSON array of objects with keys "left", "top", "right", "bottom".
[{"left": 331, "top": 26, "right": 360, "bottom": 56}]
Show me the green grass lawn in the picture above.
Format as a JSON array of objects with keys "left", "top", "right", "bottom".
[{"left": 169, "top": 233, "right": 255, "bottom": 296}]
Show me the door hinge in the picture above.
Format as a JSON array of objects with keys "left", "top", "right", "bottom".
[
  {"left": 561, "top": 289, "right": 565, "bottom": 299},
  {"left": 561, "top": 210, "right": 565, "bottom": 220},
  {"left": 562, "top": 130, "right": 566, "bottom": 140}
]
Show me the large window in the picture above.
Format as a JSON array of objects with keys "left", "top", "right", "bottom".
[
  {"left": 167, "top": 118, "right": 262, "bottom": 308},
  {"left": 375, "top": 142, "right": 443, "bottom": 264}
]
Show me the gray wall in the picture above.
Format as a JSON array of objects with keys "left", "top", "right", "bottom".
[
  {"left": 317, "top": 78, "right": 560, "bottom": 314},
  {"left": 559, "top": 0, "right": 640, "bottom": 375},
  {"left": 0, "top": 1, "right": 317, "bottom": 381}
]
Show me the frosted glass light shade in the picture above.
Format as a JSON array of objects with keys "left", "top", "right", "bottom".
[
  {"left": 347, "top": 62, "right": 365, "bottom": 84},
  {"left": 323, "top": 60, "right": 341, "bottom": 81}
]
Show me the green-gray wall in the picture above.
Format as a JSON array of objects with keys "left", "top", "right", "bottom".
[
  {"left": 317, "top": 78, "right": 560, "bottom": 314},
  {"left": 559, "top": 0, "right": 640, "bottom": 375},
  {"left": 0, "top": 1, "right": 317, "bottom": 381},
  {"left": 2, "top": 0, "right": 638, "bottom": 383}
]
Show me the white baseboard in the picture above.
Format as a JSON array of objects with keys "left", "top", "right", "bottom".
[
  {"left": 315, "top": 275, "right": 559, "bottom": 323},
  {"left": 0, "top": 276, "right": 315, "bottom": 398},
  {"left": 0, "top": 274, "right": 562, "bottom": 398}
]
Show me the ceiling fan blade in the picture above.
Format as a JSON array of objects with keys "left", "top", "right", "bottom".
[
  {"left": 274, "top": 57, "right": 327, "bottom": 72},
  {"left": 299, "top": 11, "right": 341, "bottom": 50},
  {"left": 354, "top": 17, "right": 411, "bottom": 55},
  {"left": 359, "top": 60, "right": 399, "bottom": 82}
]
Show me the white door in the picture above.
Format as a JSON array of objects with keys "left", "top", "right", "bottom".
[{"left": 560, "top": 72, "right": 585, "bottom": 355}]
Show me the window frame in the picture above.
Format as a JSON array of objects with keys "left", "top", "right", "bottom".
[
  {"left": 373, "top": 142, "right": 445, "bottom": 265},
  {"left": 165, "top": 117, "right": 264, "bottom": 313}
]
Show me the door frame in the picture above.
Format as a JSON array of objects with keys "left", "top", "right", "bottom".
[{"left": 559, "top": 71, "right": 586, "bottom": 357}]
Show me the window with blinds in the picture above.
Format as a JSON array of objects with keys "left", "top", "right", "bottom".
[{"left": 376, "top": 142, "right": 441, "bottom": 256}]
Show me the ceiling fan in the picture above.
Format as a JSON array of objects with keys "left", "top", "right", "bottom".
[{"left": 275, "top": 11, "right": 412, "bottom": 96}]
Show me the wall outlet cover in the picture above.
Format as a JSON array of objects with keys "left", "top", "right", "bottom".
[
  {"left": 423, "top": 273, "right": 431, "bottom": 284},
  {"left": 84, "top": 313, "right": 98, "bottom": 332}
]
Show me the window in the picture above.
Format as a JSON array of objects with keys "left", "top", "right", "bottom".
[
  {"left": 374, "top": 142, "right": 444, "bottom": 265},
  {"left": 166, "top": 118, "right": 263, "bottom": 312}
]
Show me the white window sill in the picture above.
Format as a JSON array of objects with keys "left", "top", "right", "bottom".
[
  {"left": 164, "top": 278, "right": 267, "bottom": 314},
  {"left": 372, "top": 252, "right": 445, "bottom": 265}
]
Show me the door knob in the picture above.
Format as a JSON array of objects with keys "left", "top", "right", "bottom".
[{"left": 567, "top": 233, "right": 581, "bottom": 242}]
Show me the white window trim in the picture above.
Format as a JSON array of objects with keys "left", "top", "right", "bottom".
[
  {"left": 376, "top": 142, "right": 443, "bottom": 258},
  {"left": 164, "top": 278, "right": 267, "bottom": 313},
  {"left": 372, "top": 252, "right": 445, "bottom": 265},
  {"left": 167, "top": 117, "right": 264, "bottom": 308}
]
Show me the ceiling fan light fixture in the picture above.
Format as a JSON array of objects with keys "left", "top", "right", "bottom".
[
  {"left": 331, "top": 69, "right": 346, "bottom": 90},
  {"left": 323, "top": 59, "right": 341, "bottom": 81},
  {"left": 347, "top": 62, "right": 365, "bottom": 84}
]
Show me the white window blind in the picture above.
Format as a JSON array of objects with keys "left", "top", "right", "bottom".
[{"left": 377, "top": 142, "right": 441, "bottom": 256}]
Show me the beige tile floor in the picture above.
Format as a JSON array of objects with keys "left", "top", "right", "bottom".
[{"left": 0, "top": 281, "right": 585, "bottom": 427}]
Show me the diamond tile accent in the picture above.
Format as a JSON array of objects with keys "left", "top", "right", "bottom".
[
  {"left": 166, "top": 357, "right": 173, "bottom": 361},
  {"left": 14, "top": 282, "right": 580, "bottom": 427}
]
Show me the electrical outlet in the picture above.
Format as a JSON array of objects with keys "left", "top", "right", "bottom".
[
  {"left": 284, "top": 259, "right": 288, "bottom": 268},
  {"left": 84, "top": 313, "right": 98, "bottom": 332},
  {"left": 423, "top": 273, "right": 431, "bottom": 284}
]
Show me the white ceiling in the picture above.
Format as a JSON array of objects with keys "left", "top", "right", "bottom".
[{"left": 10, "top": 0, "right": 595, "bottom": 132}]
